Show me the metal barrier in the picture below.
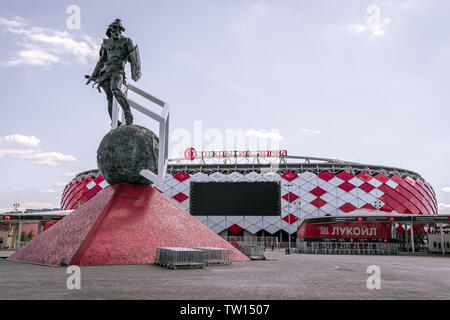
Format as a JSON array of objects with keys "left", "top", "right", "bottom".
[
  {"left": 155, "top": 247, "right": 207, "bottom": 269},
  {"left": 296, "top": 241, "right": 398, "bottom": 255},
  {"left": 193, "top": 247, "right": 232, "bottom": 265},
  {"left": 226, "top": 236, "right": 278, "bottom": 248}
]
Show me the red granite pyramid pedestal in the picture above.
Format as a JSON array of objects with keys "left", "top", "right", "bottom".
[{"left": 8, "top": 183, "right": 249, "bottom": 266}]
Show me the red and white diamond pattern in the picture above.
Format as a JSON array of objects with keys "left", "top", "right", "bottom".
[{"left": 62, "top": 169, "right": 438, "bottom": 236}]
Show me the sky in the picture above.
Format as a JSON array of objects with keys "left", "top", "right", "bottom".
[{"left": 0, "top": 0, "right": 449, "bottom": 213}]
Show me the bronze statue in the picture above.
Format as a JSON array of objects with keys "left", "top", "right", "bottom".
[{"left": 86, "top": 19, "right": 141, "bottom": 126}]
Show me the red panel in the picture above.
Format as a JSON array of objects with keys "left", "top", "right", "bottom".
[
  {"left": 281, "top": 171, "right": 299, "bottom": 182},
  {"left": 378, "top": 184, "right": 419, "bottom": 214},
  {"left": 282, "top": 192, "right": 299, "bottom": 203},
  {"left": 379, "top": 193, "right": 407, "bottom": 214},
  {"left": 172, "top": 192, "right": 189, "bottom": 203},
  {"left": 310, "top": 187, "right": 326, "bottom": 197},
  {"left": 173, "top": 172, "right": 190, "bottom": 182},
  {"left": 380, "top": 205, "right": 393, "bottom": 213},
  {"left": 339, "top": 203, "right": 357, "bottom": 213},
  {"left": 415, "top": 179, "right": 437, "bottom": 214},
  {"left": 338, "top": 181, "right": 356, "bottom": 192},
  {"left": 61, "top": 179, "right": 82, "bottom": 209},
  {"left": 356, "top": 172, "right": 373, "bottom": 182},
  {"left": 9, "top": 183, "right": 249, "bottom": 266},
  {"left": 395, "top": 185, "right": 427, "bottom": 214},
  {"left": 359, "top": 182, "right": 375, "bottom": 193},
  {"left": 62, "top": 178, "right": 90, "bottom": 210},
  {"left": 375, "top": 173, "right": 390, "bottom": 183},
  {"left": 66, "top": 184, "right": 91, "bottom": 210},
  {"left": 406, "top": 178, "right": 435, "bottom": 214},
  {"left": 311, "top": 197, "right": 327, "bottom": 208},
  {"left": 79, "top": 185, "right": 103, "bottom": 203},
  {"left": 361, "top": 203, "right": 376, "bottom": 211},
  {"left": 228, "top": 224, "right": 243, "bottom": 234},
  {"left": 283, "top": 214, "right": 298, "bottom": 224},
  {"left": 395, "top": 225, "right": 405, "bottom": 234},
  {"left": 336, "top": 172, "right": 354, "bottom": 181},
  {"left": 318, "top": 171, "right": 334, "bottom": 182}
]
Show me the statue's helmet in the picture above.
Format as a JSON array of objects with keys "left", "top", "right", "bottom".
[{"left": 106, "top": 19, "right": 125, "bottom": 38}]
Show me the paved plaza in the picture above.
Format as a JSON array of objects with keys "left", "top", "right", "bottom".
[{"left": 0, "top": 250, "right": 449, "bottom": 300}]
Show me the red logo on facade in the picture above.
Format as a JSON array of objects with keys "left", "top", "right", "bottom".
[
  {"left": 4, "top": 215, "right": 11, "bottom": 220},
  {"left": 184, "top": 147, "right": 197, "bottom": 160}
]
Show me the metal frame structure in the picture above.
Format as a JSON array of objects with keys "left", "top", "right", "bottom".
[
  {"left": 166, "top": 154, "right": 424, "bottom": 181},
  {"left": 111, "top": 83, "right": 169, "bottom": 186}
]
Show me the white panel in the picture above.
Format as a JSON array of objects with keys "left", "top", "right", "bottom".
[
  {"left": 208, "top": 216, "right": 225, "bottom": 224},
  {"left": 336, "top": 198, "right": 346, "bottom": 207},
  {"left": 262, "top": 172, "right": 281, "bottom": 182},
  {"left": 301, "top": 203, "right": 316, "bottom": 213},
  {"left": 328, "top": 177, "right": 344, "bottom": 186},
  {"left": 349, "top": 188, "right": 360, "bottom": 197},
  {"left": 228, "top": 172, "right": 244, "bottom": 181},
  {"left": 319, "top": 182, "right": 335, "bottom": 193},
  {"left": 368, "top": 178, "right": 382, "bottom": 188},
  {"left": 226, "top": 216, "right": 244, "bottom": 225},
  {"left": 348, "top": 177, "right": 363, "bottom": 187},
  {"left": 263, "top": 216, "right": 280, "bottom": 224},
  {"left": 195, "top": 216, "right": 207, "bottom": 223},
  {"left": 264, "top": 224, "right": 280, "bottom": 235},
  {"left": 359, "top": 192, "right": 376, "bottom": 203},
  {"left": 339, "top": 192, "right": 356, "bottom": 202},
  {"left": 210, "top": 172, "right": 225, "bottom": 181},
  {"left": 246, "top": 224, "right": 261, "bottom": 234},
  {"left": 173, "top": 182, "right": 188, "bottom": 193},
  {"left": 210, "top": 225, "right": 225, "bottom": 234},
  {"left": 245, "top": 216, "right": 262, "bottom": 224},
  {"left": 320, "top": 192, "right": 336, "bottom": 203},
  {"left": 301, "top": 192, "right": 317, "bottom": 203},
  {"left": 190, "top": 172, "right": 208, "bottom": 182},
  {"left": 99, "top": 180, "right": 109, "bottom": 189},
  {"left": 245, "top": 171, "right": 262, "bottom": 181},
  {"left": 320, "top": 203, "right": 336, "bottom": 214},
  {"left": 164, "top": 175, "right": 176, "bottom": 187},
  {"left": 283, "top": 224, "right": 297, "bottom": 234},
  {"left": 369, "top": 188, "right": 384, "bottom": 198},
  {"left": 300, "top": 172, "right": 316, "bottom": 181},
  {"left": 335, "top": 188, "right": 346, "bottom": 197},
  {"left": 386, "top": 179, "right": 399, "bottom": 189},
  {"left": 301, "top": 182, "right": 316, "bottom": 192}
]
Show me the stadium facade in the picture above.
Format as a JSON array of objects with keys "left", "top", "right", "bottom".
[{"left": 60, "top": 151, "right": 438, "bottom": 242}]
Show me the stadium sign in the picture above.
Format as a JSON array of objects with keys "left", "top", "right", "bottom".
[{"left": 184, "top": 148, "right": 287, "bottom": 160}]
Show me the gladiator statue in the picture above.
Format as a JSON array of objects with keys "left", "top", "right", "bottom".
[{"left": 85, "top": 19, "right": 141, "bottom": 126}]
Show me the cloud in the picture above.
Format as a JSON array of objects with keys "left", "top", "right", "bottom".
[
  {"left": 22, "top": 202, "right": 54, "bottom": 210},
  {"left": 438, "top": 203, "right": 450, "bottom": 214},
  {"left": 4, "top": 134, "right": 40, "bottom": 146},
  {"left": 55, "top": 182, "right": 68, "bottom": 187},
  {"left": 0, "top": 17, "right": 99, "bottom": 67},
  {"left": 0, "top": 17, "right": 27, "bottom": 28},
  {"left": 245, "top": 129, "right": 283, "bottom": 141},
  {"left": 441, "top": 187, "right": 450, "bottom": 193},
  {"left": 0, "top": 149, "right": 77, "bottom": 166},
  {"left": 65, "top": 172, "right": 76, "bottom": 177},
  {"left": 300, "top": 128, "right": 321, "bottom": 134},
  {"left": 40, "top": 189, "right": 56, "bottom": 193},
  {"left": 13, "top": 188, "right": 25, "bottom": 191}
]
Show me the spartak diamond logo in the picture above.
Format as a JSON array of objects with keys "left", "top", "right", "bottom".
[{"left": 184, "top": 147, "right": 197, "bottom": 160}]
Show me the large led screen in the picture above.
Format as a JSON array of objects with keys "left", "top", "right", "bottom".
[{"left": 190, "top": 182, "right": 281, "bottom": 216}]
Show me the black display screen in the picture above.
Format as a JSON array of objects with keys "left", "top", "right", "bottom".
[{"left": 190, "top": 182, "right": 281, "bottom": 216}]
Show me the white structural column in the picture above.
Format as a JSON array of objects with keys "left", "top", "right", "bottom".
[
  {"left": 440, "top": 223, "right": 445, "bottom": 255},
  {"left": 110, "top": 83, "right": 170, "bottom": 187}
]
